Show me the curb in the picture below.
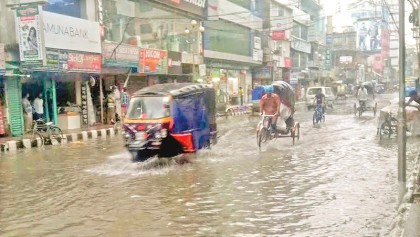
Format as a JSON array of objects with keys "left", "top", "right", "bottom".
[{"left": 0, "top": 127, "right": 122, "bottom": 153}]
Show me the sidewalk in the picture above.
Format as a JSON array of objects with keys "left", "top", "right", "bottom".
[
  {"left": 402, "top": 151, "right": 420, "bottom": 237},
  {"left": 0, "top": 124, "right": 122, "bottom": 152}
]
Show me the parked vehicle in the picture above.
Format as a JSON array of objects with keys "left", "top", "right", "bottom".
[
  {"left": 123, "top": 83, "right": 218, "bottom": 162},
  {"left": 305, "top": 86, "right": 336, "bottom": 110}
]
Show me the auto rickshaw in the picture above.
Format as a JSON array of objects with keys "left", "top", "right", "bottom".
[{"left": 123, "top": 83, "right": 218, "bottom": 162}]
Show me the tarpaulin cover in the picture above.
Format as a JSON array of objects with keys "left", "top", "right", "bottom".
[
  {"left": 252, "top": 86, "right": 266, "bottom": 101},
  {"left": 172, "top": 93, "right": 210, "bottom": 150},
  {"left": 272, "top": 81, "right": 295, "bottom": 109}
]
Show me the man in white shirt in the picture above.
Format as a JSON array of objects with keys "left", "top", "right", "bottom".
[
  {"left": 33, "top": 93, "right": 44, "bottom": 120},
  {"left": 357, "top": 85, "right": 368, "bottom": 108}
]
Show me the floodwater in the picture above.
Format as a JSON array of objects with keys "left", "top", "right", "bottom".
[{"left": 1, "top": 95, "right": 419, "bottom": 237}]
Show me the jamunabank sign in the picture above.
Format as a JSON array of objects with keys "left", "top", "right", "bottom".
[{"left": 43, "top": 11, "right": 101, "bottom": 53}]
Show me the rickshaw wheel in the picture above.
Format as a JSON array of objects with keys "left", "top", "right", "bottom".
[
  {"left": 373, "top": 103, "right": 377, "bottom": 117},
  {"left": 354, "top": 104, "right": 357, "bottom": 116}
]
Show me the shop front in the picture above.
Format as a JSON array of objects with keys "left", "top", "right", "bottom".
[
  {"left": 205, "top": 60, "right": 252, "bottom": 110},
  {"left": 11, "top": 9, "right": 102, "bottom": 135}
]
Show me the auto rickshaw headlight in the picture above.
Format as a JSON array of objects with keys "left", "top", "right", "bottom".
[
  {"left": 161, "top": 129, "right": 168, "bottom": 138},
  {"left": 135, "top": 131, "right": 147, "bottom": 141}
]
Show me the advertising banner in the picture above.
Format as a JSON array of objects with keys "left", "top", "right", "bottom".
[
  {"left": 103, "top": 43, "right": 139, "bottom": 68},
  {"left": 284, "top": 57, "right": 292, "bottom": 69},
  {"left": 272, "top": 30, "right": 286, "bottom": 41},
  {"left": 356, "top": 19, "right": 382, "bottom": 53},
  {"left": 43, "top": 11, "right": 101, "bottom": 53},
  {"left": 15, "top": 5, "right": 45, "bottom": 66},
  {"left": 0, "top": 44, "right": 5, "bottom": 75},
  {"left": 67, "top": 52, "right": 101, "bottom": 73},
  {"left": 168, "top": 51, "right": 182, "bottom": 75},
  {"left": 139, "top": 48, "right": 168, "bottom": 74}
]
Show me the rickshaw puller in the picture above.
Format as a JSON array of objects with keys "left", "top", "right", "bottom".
[{"left": 259, "top": 86, "right": 281, "bottom": 132}]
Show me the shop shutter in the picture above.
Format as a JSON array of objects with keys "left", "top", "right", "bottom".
[{"left": 6, "top": 77, "right": 23, "bottom": 136}]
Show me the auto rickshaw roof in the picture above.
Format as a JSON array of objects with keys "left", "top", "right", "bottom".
[{"left": 133, "top": 83, "right": 213, "bottom": 97}]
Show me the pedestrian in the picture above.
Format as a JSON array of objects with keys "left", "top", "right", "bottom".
[
  {"left": 22, "top": 93, "right": 33, "bottom": 131},
  {"left": 121, "top": 87, "right": 130, "bottom": 117},
  {"left": 106, "top": 89, "right": 116, "bottom": 124},
  {"left": 239, "top": 86, "right": 244, "bottom": 106},
  {"left": 33, "top": 93, "right": 44, "bottom": 120}
]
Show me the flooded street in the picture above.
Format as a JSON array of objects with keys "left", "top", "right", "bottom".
[{"left": 1, "top": 94, "right": 420, "bottom": 237}]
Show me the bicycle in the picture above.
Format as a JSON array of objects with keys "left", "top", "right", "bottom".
[
  {"left": 378, "top": 112, "right": 398, "bottom": 140},
  {"left": 313, "top": 104, "right": 325, "bottom": 125},
  {"left": 256, "top": 114, "right": 277, "bottom": 150},
  {"left": 32, "top": 119, "right": 64, "bottom": 145}
]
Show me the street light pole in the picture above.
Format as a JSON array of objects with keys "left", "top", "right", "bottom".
[
  {"left": 398, "top": 0, "right": 407, "bottom": 203},
  {"left": 186, "top": 20, "right": 205, "bottom": 82}
]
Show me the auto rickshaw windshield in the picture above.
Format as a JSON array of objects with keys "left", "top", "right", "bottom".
[{"left": 126, "top": 96, "right": 170, "bottom": 119}]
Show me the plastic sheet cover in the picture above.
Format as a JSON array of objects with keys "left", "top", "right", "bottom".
[{"left": 172, "top": 94, "right": 210, "bottom": 150}]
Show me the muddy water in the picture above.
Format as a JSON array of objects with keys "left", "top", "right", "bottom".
[{"left": 1, "top": 95, "right": 419, "bottom": 237}]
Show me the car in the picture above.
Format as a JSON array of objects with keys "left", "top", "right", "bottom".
[{"left": 305, "top": 86, "right": 336, "bottom": 110}]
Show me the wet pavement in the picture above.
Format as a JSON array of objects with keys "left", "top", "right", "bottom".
[{"left": 1, "top": 94, "right": 420, "bottom": 237}]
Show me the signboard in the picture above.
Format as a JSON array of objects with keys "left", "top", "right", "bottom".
[
  {"left": 103, "top": 43, "right": 139, "bottom": 68},
  {"left": 253, "top": 67, "right": 272, "bottom": 79},
  {"left": 139, "top": 48, "right": 168, "bottom": 74},
  {"left": 157, "top": 0, "right": 207, "bottom": 16},
  {"left": 284, "top": 57, "right": 292, "bottom": 68},
  {"left": 291, "top": 37, "right": 311, "bottom": 54},
  {"left": 325, "top": 47, "right": 332, "bottom": 69},
  {"left": 67, "top": 52, "right": 101, "bottom": 73},
  {"left": 0, "top": 101, "right": 4, "bottom": 135},
  {"left": 272, "top": 30, "right": 286, "bottom": 41},
  {"left": 254, "top": 36, "right": 261, "bottom": 50},
  {"left": 0, "top": 44, "right": 5, "bottom": 75},
  {"left": 339, "top": 56, "right": 353, "bottom": 63},
  {"left": 168, "top": 51, "right": 182, "bottom": 75},
  {"left": 253, "top": 49, "right": 263, "bottom": 62},
  {"left": 43, "top": 11, "right": 101, "bottom": 53},
  {"left": 355, "top": 19, "right": 382, "bottom": 53},
  {"left": 81, "top": 82, "right": 88, "bottom": 126},
  {"left": 15, "top": 5, "right": 45, "bottom": 66}
]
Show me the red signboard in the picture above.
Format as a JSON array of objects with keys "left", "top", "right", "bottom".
[
  {"left": 67, "top": 53, "right": 101, "bottom": 72},
  {"left": 284, "top": 57, "right": 292, "bottom": 69},
  {"left": 139, "top": 48, "right": 168, "bottom": 74},
  {"left": 0, "top": 102, "right": 5, "bottom": 135},
  {"left": 272, "top": 30, "right": 286, "bottom": 41}
]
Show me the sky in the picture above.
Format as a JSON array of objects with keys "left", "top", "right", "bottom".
[{"left": 320, "top": 0, "right": 417, "bottom": 45}]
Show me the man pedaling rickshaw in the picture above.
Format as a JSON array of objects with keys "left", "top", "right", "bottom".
[
  {"left": 357, "top": 85, "right": 368, "bottom": 109},
  {"left": 259, "top": 86, "right": 281, "bottom": 132}
]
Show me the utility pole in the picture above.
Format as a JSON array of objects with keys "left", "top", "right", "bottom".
[{"left": 398, "top": 0, "right": 407, "bottom": 203}]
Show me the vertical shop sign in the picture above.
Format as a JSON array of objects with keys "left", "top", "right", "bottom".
[
  {"left": 0, "top": 43, "right": 5, "bottom": 75},
  {"left": 15, "top": 5, "right": 45, "bottom": 66},
  {"left": 139, "top": 48, "right": 168, "bottom": 74},
  {"left": 81, "top": 82, "right": 88, "bottom": 126},
  {"left": 0, "top": 101, "right": 5, "bottom": 135}
]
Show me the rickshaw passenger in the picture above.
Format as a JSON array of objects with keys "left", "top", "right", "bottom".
[
  {"left": 313, "top": 88, "right": 325, "bottom": 115},
  {"left": 260, "top": 86, "right": 281, "bottom": 131},
  {"left": 357, "top": 85, "right": 368, "bottom": 108},
  {"left": 406, "top": 90, "right": 420, "bottom": 110}
]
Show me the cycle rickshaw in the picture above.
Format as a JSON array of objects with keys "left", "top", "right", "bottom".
[
  {"left": 256, "top": 81, "right": 300, "bottom": 149},
  {"left": 354, "top": 82, "right": 378, "bottom": 117}
]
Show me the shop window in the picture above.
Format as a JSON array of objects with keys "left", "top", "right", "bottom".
[
  {"left": 43, "top": 0, "right": 81, "bottom": 18},
  {"left": 228, "top": 0, "right": 251, "bottom": 10},
  {"left": 205, "top": 21, "right": 251, "bottom": 56}
]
